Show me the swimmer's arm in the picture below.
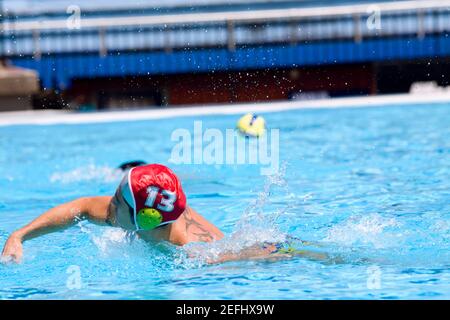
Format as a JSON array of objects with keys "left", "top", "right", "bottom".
[
  {"left": 206, "top": 244, "right": 287, "bottom": 264},
  {"left": 14, "top": 196, "right": 111, "bottom": 240},
  {"left": 207, "top": 244, "right": 333, "bottom": 264},
  {"left": 1, "top": 196, "right": 110, "bottom": 262}
]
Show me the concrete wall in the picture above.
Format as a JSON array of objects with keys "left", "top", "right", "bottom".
[{"left": 0, "top": 64, "right": 39, "bottom": 111}]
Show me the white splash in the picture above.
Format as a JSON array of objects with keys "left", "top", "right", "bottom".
[
  {"left": 324, "top": 213, "right": 400, "bottom": 249},
  {"left": 50, "top": 164, "right": 123, "bottom": 184},
  {"left": 181, "top": 168, "right": 289, "bottom": 265},
  {"left": 90, "top": 228, "right": 134, "bottom": 255}
]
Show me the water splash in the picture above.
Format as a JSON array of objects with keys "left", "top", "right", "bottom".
[
  {"left": 90, "top": 228, "right": 136, "bottom": 257},
  {"left": 323, "top": 213, "right": 400, "bottom": 249},
  {"left": 240, "top": 162, "right": 290, "bottom": 223},
  {"left": 50, "top": 164, "right": 123, "bottom": 184},
  {"left": 181, "top": 167, "right": 290, "bottom": 265},
  {"left": 76, "top": 222, "right": 180, "bottom": 276}
]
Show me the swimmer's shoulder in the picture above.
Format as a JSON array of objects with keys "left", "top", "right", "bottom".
[{"left": 181, "top": 206, "right": 224, "bottom": 243}]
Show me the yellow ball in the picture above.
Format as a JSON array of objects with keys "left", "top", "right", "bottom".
[
  {"left": 236, "top": 113, "right": 266, "bottom": 137},
  {"left": 137, "top": 208, "right": 163, "bottom": 230}
]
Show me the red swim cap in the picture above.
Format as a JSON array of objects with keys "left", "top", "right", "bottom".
[{"left": 120, "top": 164, "right": 186, "bottom": 229}]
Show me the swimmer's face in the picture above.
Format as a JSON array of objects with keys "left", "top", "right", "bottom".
[{"left": 109, "top": 187, "right": 136, "bottom": 231}]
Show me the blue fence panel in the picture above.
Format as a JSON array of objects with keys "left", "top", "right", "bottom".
[{"left": 10, "top": 34, "right": 450, "bottom": 89}]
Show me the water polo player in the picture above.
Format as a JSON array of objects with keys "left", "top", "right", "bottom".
[
  {"left": 3, "top": 164, "right": 305, "bottom": 264},
  {"left": 1, "top": 164, "right": 224, "bottom": 263},
  {"left": 2, "top": 164, "right": 325, "bottom": 264}
]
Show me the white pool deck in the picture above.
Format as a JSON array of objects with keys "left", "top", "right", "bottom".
[{"left": 1, "top": 92, "right": 449, "bottom": 126}]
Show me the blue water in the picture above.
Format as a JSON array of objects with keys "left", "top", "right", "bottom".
[{"left": 0, "top": 102, "right": 449, "bottom": 299}]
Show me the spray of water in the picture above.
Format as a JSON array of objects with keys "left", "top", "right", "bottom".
[
  {"left": 77, "top": 221, "right": 180, "bottom": 275},
  {"left": 180, "top": 165, "right": 292, "bottom": 266},
  {"left": 50, "top": 163, "right": 123, "bottom": 184},
  {"left": 324, "top": 214, "right": 400, "bottom": 249}
]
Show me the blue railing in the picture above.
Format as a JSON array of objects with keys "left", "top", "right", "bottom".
[
  {"left": 2, "top": 1, "right": 449, "bottom": 57},
  {"left": 2, "top": 0, "right": 450, "bottom": 89},
  {"left": 3, "top": 0, "right": 405, "bottom": 16}
]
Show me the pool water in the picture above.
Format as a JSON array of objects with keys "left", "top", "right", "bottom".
[{"left": 0, "top": 102, "right": 449, "bottom": 299}]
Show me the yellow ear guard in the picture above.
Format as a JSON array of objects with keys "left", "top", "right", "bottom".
[{"left": 136, "top": 208, "right": 163, "bottom": 230}]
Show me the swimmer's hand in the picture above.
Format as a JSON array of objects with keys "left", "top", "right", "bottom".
[{"left": 1, "top": 232, "right": 23, "bottom": 263}]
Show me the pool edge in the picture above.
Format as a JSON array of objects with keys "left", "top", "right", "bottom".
[{"left": 1, "top": 92, "right": 449, "bottom": 127}]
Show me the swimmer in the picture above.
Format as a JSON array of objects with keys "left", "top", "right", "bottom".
[{"left": 2, "top": 163, "right": 320, "bottom": 264}]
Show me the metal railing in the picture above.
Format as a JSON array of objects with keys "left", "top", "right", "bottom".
[{"left": 1, "top": 0, "right": 450, "bottom": 58}]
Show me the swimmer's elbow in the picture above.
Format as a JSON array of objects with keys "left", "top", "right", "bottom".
[{"left": 68, "top": 196, "right": 110, "bottom": 223}]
